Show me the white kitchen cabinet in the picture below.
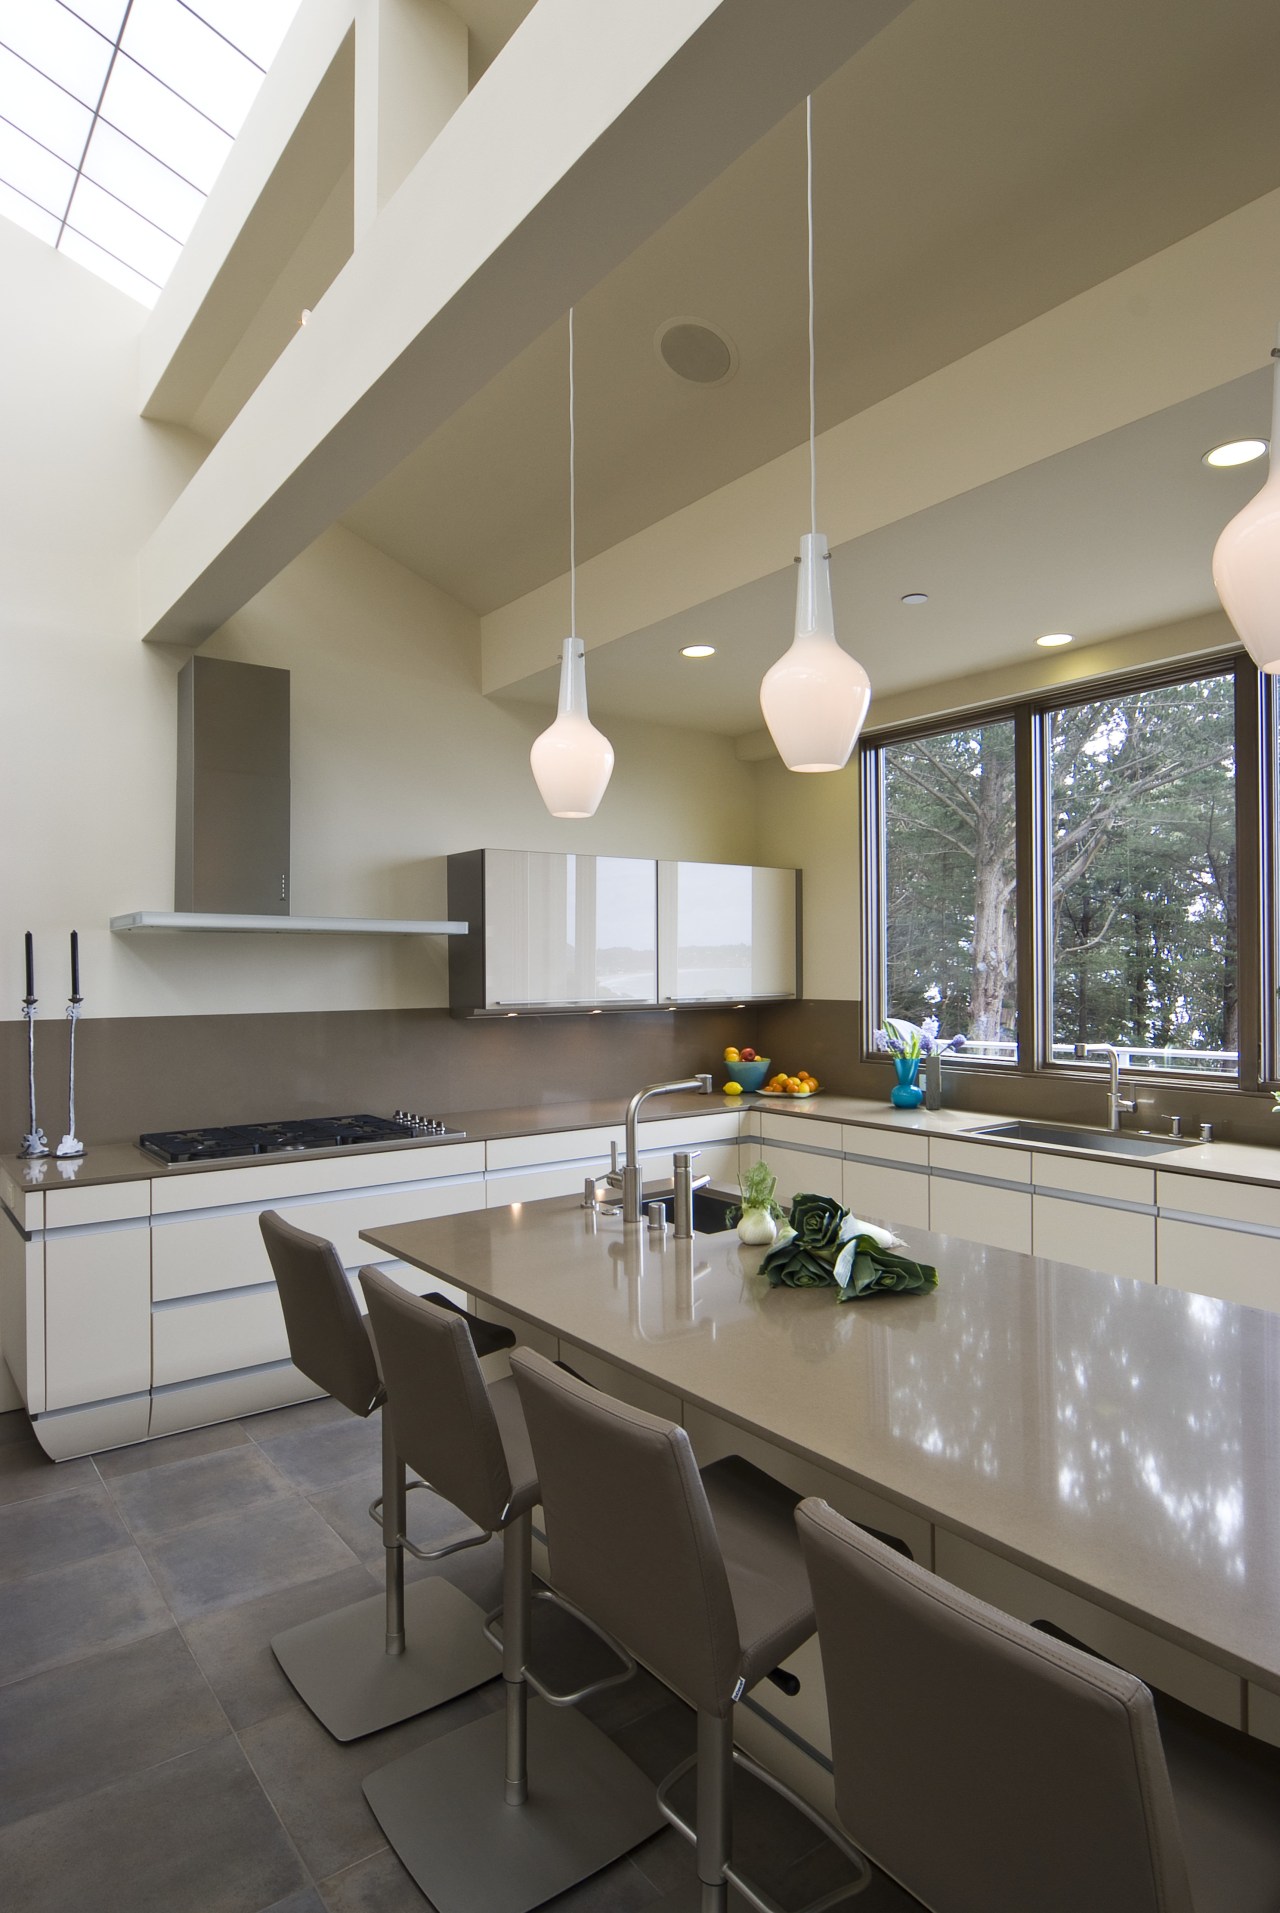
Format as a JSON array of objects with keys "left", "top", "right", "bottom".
[
  {"left": 449, "top": 849, "right": 657, "bottom": 1010},
  {"left": 928, "top": 1137, "right": 1032, "bottom": 1253},
  {"left": 756, "top": 1113, "right": 844, "bottom": 1205},
  {"left": 841, "top": 1126, "right": 929, "bottom": 1230},
  {"left": 485, "top": 1125, "right": 623, "bottom": 1208},
  {"left": 1156, "top": 1172, "right": 1280, "bottom": 1313},
  {"left": 45, "top": 1221, "right": 151, "bottom": 1411},
  {"left": 1031, "top": 1152, "right": 1156, "bottom": 1284},
  {"left": 657, "top": 861, "right": 797, "bottom": 1002}
]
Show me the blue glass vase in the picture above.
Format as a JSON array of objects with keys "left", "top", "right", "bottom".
[{"left": 890, "top": 1057, "right": 924, "bottom": 1108}]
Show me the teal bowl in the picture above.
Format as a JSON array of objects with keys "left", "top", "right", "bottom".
[{"left": 725, "top": 1058, "right": 771, "bottom": 1092}]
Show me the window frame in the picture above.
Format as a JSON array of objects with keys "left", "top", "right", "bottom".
[{"left": 860, "top": 650, "right": 1265, "bottom": 1089}]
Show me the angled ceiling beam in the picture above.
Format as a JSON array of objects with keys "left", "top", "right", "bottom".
[{"left": 138, "top": 0, "right": 909, "bottom": 648}]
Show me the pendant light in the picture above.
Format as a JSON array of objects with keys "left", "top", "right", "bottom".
[
  {"left": 760, "top": 97, "right": 871, "bottom": 771},
  {"left": 1213, "top": 327, "right": 1280, "bottom": 672},
  {"left": 530, "top": 309, "right": 615, "bottom": 817}
]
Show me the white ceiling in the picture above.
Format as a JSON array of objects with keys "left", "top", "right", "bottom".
[{"left": 336, "top": 0, "right": 1280, "bottom": 735}]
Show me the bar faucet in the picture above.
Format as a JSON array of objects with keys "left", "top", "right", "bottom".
[
  {"left": 621, "top": 1075, "right": 713, "bottom": 1223},
  {"left": 1074, "top": 1043, "right": 1136, "bottom": 1131}
]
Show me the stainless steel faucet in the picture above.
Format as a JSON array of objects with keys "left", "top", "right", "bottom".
[
  {"left": 621, "top": 1075, "right": 713, "bottom": 1223},
  {"left": 1074, "top": 1043, "right": 1137, "bottom": 1131}
]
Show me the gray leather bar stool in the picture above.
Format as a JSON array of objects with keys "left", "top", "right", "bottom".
[
  {"left": 258, "top": 1209, "right": 511, "bottom": 1740},
  {"left": 357, "top": 1266, "right": 664, "bottom": 1913},
  {"left": 508, "top": 1346, "right": 873, "bottom": 1913},
  {"left": 796, "top": 1497, "right": 1280, "bottom": 1913}
]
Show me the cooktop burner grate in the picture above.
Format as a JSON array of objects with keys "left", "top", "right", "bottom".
[{"left": 140, "top": 1113, "right": 465, "bottom": 1164}]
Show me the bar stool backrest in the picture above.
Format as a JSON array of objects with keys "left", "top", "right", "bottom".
[
  {"left": 795, "top": 1498, "right": 1195, "bottom": 1913},
  {"left": 260, "top": 1209, "right": 381, "bottom": 1418},
  {"left": 510, "top": 1348, "right": 742, "bottom": 1719},
  {"left": 359, "top": 1266, "right": 513, "bottom": 1532}
]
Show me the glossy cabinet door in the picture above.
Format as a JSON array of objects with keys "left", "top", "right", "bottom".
[
  {"left": 481, "top": 850, "right": 658, "bottom": 1008},
  {"left": 657, "top": 862, "right": 797, "bottom": 1002}
]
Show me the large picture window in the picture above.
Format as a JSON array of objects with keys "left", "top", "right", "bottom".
[{"left": 863, "top": 660, "right": 1252, "bottom": 1083}]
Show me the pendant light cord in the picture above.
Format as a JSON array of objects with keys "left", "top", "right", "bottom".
[
  {"left": 806, "top": 95, "right": 816, "bottom": 542},
  {"left": 568, "top": 306, "right": 577, "bottom": 642}
]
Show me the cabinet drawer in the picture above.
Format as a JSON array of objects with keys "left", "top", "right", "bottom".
[
  {"left": 641, "top": 1112, "right": 743, "bottom": 1152},
  {"left": 150, "top": 1361, "right": 321, "bottom": 1437},
  {"left": 844, "top": 1161, "right": 925, "bottom": 1230},
  {"left": 152, "top": 1285, "right": 289, "bottom": 1387},
  {"left": 842, "top": 1124, "right": 929, "bottom": 1169},
  {"left": 46, "top": 1181, "right": 149, "bottom": 1229},
  {"left": 1031, "top": 1153, "right": 1154, "bottom": 1207},
  {"left": 486, "top": 1127, "right": 621, "bottom": 1173},
  {"left": 935, "top": 1530, "right": 1241, "bottom": 1725},
  {"left": 45, "top": 1225, "right": 151, "bottom": 1411},
  {"left": 151, "top": 1141, "right": 484, "bottom": 1214},
  {"left": 1033, "top": 1196, "right": 1155, "bottom": 1283},
  {"left": 930, "top": 1137, "right": 1031, "bottom": 1184},
  {"left": 487, "top": 1164, "right": 600, "bottom": 1207},
  {"left": 1157, "top": 1173, "right": 1280, "bottom": 1231},
  {"left": 770, "top": 1148, "right": 843, "bottom": 1207},
  {"left": 759, "top": 1115, "right": 843, "bottom": 1155},
  {"left": 1156, "top": 1219, "right": 1280, "bottom": 1312}
]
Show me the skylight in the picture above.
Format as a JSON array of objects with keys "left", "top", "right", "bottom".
[{"left": 0, "top": 0, "right": 303, "bottom": 307}]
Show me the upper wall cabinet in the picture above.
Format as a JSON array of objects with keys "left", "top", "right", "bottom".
[
  {"left": 448, "top": 850, "right": 657, "bottom": 1013},
  {"left": 448, "top": 853, "right": 799, "bottom": 1014},
  {"left": 658, "top": 862, "right": 798, "bottom": 1004}
]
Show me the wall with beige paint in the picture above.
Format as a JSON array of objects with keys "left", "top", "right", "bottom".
[{"left": 1, "top": 220, "right": 759, "bottom": 1026}]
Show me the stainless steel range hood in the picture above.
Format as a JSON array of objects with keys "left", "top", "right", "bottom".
[{"left": 111, "top": 658, "right": 466, "bottom": 938}]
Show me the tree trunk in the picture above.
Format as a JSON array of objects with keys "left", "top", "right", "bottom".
[{"left": 970, "top": 739, "right": 1014, "bottom": 1041}]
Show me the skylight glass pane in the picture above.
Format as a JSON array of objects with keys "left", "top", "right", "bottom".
[
  {"left": 61, "top": 1, "right": 130, "bottom": 38},
  {"left": 99, "top": 53, "right": 230, "bottom": 190},
  {"left": 68, "top": 171, "right": 182, "bottom": 279},
  {"left": 2, "top": 0, "right": 114, "bottom": 110},
  {"left": 0, "top": 46, "right": 95, "bottom": 163},
  {"left": 81, "top": 117, "right": 201, "bottom": 238},
  {"left": 183, "top": 0, "right": 303, "bottom": 73},
  {"left": 0, "top": 116, "right": 76, "bottom": 218},
  {"left": 0, "top": 176, "right": 61, "bottom": 244},
  {"left": 59, "top": 222, "right": 160, "bottom": 303},
  {"left": 122, "top": 0, "right": 259, "bottom": 137}
]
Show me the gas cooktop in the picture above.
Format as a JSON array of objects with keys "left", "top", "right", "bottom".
[{"left": 139, "top": 1112, "right": 465, "bottom": 1165}]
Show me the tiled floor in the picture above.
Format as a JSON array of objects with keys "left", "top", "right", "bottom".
[{"left": 0, "top": 1398, "right": 918, "bottom": 1912}]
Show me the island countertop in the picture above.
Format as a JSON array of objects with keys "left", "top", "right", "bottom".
[{"left": 362, "top": 1195, "right": 1280, "bottom": 1700}]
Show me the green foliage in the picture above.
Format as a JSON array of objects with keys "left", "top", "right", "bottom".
[{"left": 736, "top": 1159, "right": 784, "bottom": 1221}]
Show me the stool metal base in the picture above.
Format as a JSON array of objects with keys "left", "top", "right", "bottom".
[
  {"left": 271, "top": 1577, "right": 496, "bottom": 1741},
  {"left": 363, "top": 1697, "right": 663, "bottom": 1913}
]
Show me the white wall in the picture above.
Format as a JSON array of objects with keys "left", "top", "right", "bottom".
[{"left": 1, "top": 219, "right": 759, "bottom": 1023}]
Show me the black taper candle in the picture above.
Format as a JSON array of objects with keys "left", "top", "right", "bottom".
[
  {"left": 70, "top": 929, "right": 80, "bottom": 999},
  {"left": 25, "top": 931, "right": 33, "bottom": 1000}
]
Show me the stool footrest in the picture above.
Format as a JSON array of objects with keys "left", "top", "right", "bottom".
[
  {"left": 368, "top": 1481, "right": 494, "bottom": 1561},
  {"left": 657, "top": 1745, "right": 872, "bottom": 1913},
  {"left": 483, "top": 1586, "right": 637, "bottom": 1706}
]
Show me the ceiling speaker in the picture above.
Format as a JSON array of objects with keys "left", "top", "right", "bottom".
[{"left": 655, "top": 318, "right": 738, "bottom": 386}]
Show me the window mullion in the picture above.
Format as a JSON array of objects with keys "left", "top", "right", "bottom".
[
  {"left": 1014, "top": 705, "right": 1044, "bottom": 1071},
  {"left": 1236, "top": 660, "right": 1264, "bottom": 1091}
]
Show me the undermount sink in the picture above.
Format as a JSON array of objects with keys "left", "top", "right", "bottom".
[{"left": 971, "top": 1120, "right": 1192, "bottom": 1158}]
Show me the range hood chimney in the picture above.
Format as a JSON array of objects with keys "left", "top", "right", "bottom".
[{"left": 176, "top": 657, "right": 290, "bottom": 915}]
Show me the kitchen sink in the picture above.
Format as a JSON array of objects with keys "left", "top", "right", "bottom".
[
  {"left": 970, "top": 1120, "right": 1192, "bottom": 1158},
  {"left": 646, "top": 1189, "right": 739, "bottom": 1232}
]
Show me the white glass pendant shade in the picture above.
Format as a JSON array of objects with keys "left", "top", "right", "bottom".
[
  {"left": 530, "top": 638, "right": 615, "bottom": 817},
  {"left": 1213, "top": 329, "right": 1280, "bottom": 671},
  {"left": 760, "top": 533, "right": 871, "bottom": 771}
]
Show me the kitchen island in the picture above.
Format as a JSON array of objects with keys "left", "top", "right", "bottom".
[{"left": 362, "top": 1193, "right": 1280, "bottom": 1795}]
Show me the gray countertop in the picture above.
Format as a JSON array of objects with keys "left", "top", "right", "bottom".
[{"left": 362, "top": 1194, "right": 1280, "bottom": 1695}]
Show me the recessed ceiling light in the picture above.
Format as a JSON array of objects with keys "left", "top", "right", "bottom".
[
  {"left": 681, "top": 644, "right": 716, "bottom": 658},
  {"left": 901, "top": 592, "right": 928, "bottom": 606},
  {"left": 1203, "top": 438, "right": 1267, "bottom": 467},
  {"left": 1037, "top": 633, "right": 1074, "bottom": 648},
  {"left": 655, "top": 318, "right": 738, "bottom": 385}
]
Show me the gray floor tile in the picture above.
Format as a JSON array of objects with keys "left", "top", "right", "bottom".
[
  {"left": 95, "top": 1418, "right": 250, "bottom": 1480},
  {"left": 318, "top": 1846, "right": 426, "bottom": 1912},
  {"left": 246, "top": 1395, "right": 346, "bottom": 1440},
  {"left": 140, "top": 1489, "right": 362, "bottom": 1622},
  {"left": 0, "top": 1625, "right": 229, "bottom": 1827},
  {"left": 262, "top": 1892, "right": 328, "bottom": 1913},
  {"left": 0, "top": 1408, "right": 32, "bottom": 1446},
  {"left": 541, "top": 1855, "right": 663, "bottom": 1913},
  {"left": 0, "top": 1546, "right": 171, "bottom": 1687},
  {"left": 612, "top": 1696, "right": 697, "bottom": 1785},
  {"left": 0, "top": 1435, "right": 96, "bottom": 1506},
  {"left": 109, "top": 1442, "right": 295, "bottom": 1538},
  {"left": 241, "top": 1676, "right": 502, "bottom": 1880},
  {"left": 0, "top": 1736, "right": 308, "bottom": 1913},
  {"left": 182, "top": 1562, "right": 385, "bottom": 1730},
  {"left": 255, "top": 1416, "right": 385, "bottom": 1492},
  {"left": 308, "top": 1469, "right": 486, "bottom": 1570},
  {"left": 0, "top": 1483, "right": 131, "bottom": 1584}
]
